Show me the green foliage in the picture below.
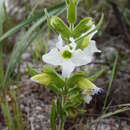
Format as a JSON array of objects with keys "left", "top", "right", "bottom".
[
  {"left": 0, "top": 1, "right": 66, "bottom": 42},
  {"left": 66, "top": 0, "right": 78, "bottom": 24},
  {"left": 0, "top": 0, "right": 4, "bottom": 88},
  {"left": 1, "top": 89, "right": 24, "bottom": 130},
  {"left": 50, "top": 101, "right": 57, "bottom": 130},
  {"left": 2, "top": 2, "right": 66, "bottom": 87},
  {"left": 66, "top": 72, "right": 88, "bottom": 89},
  {"left": 43, "top": 66, "right": 65, "bottom": 89},
  {"left": 0, "top": 2, "right": 66, "bottom": 130},
  {"left": 103, "top": 53, "right": 119, "bottom": 111},
  {"left": 72, "top": 17, "right": 94, "bottom": 38},
  {"left": 75, "top": 13, "right": 104, "bottom": 43},
  {"left": 31, "top": 67, "right": 65, "bottom": 94},
  {"left": 27, "top": 64, "right": 39, "bottom": 76},
  {"left": 50, "top": 16, "right": 71, "bottom": 40},
  {"left": 1, "top": 101, "right": 15, "bottom": 130},
  {"left": 88, "top": 67, "right": 106, "bottom": 82}
]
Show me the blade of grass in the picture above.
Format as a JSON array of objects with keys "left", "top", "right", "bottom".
[
  {"left": 0, "top": 1, "right": 65, "bottom": 42},
  {"left": 10, "top": 88, "right": 24, "bottom": 130},
  {"left": 0, "top": 0, "right": 4, "bottom": 87},
  {"left": 1, "top": 100, "right": 15, "bottom": 130},
  {"left": 90, "top": 106, "right": 130, "bottom": 126},
  {"left": 88, "top": 67, "right": 106, "bottom": 82},
  {"left": 45, "top": 27, "right": 50, "bottom": 53},
  {"left": 103, "top": 52, "right": 119, "bottom": 111},
  {"left": 3, "top": 3, "right": 66, "bottom": 86},
  {"left": 100, "top": 107, "right": 130, "bottom": 119},
  {"left": 27, "top": 0, "right": 41, "bottom": 19}
]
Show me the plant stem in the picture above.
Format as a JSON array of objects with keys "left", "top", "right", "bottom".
[
  {"left": 59, "top": 118, "right": 64, "bottom": 130},
  {"left": 58, "top": 95, "right": 65, "bottom": 130}
]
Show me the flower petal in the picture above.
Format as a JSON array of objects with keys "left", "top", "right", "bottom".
[
  {"left": 69, "top": 37, "right": 76, "bottom": 51},
  {"left": 83, "top": 40, "right": 101, "bottom": 57},
  {"left": 71, "top": 49, "right": 92, "bottom": 66},
  {"left": 56, "top": 35, "right": 64, "bottom": 50},
  {"left": 83, "top": 95, "right": 92, "bottom": 104},
  {"left": 61, "top": 60, "right": 75, "bottom": 78},
  {"left": 42, "top": 48, "right": 62, "bottom": 66}
]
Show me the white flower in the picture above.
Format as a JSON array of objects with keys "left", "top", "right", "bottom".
[
  {"left": 83, "top": 31, "right": 101, "bottom": 57},
  {"left": 79, "top": 78, "right": 103, "bottom": 104},
  {"left": 80, "top": 24, "right": 101, "bottom": 57},
  {"left": 42, "top": 35, "right": 92, "bottom": 78}
]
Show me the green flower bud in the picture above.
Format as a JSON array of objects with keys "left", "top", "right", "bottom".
[
  {"left": 31, "top": 73, "right": 51, "bottom": 86},
  {"left": 78, "top": 78, "right": 95, "bottom": 90},
  {"left": 67, "top": 1, "right": 77, "bottom": 24}
]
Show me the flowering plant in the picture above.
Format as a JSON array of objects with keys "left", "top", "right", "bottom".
[{"left": 31, "top": 0, "right": 103, "bottom": 129}]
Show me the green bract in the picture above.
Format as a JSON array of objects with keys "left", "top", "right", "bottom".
[
  {"left": 31, "top": 73, "right": 51, "bottom": 86},
  {"left": 72, "top": 17, "right": 94, "bottom": 38},
  {"left": 31, "top": 67, "right": 65, "bottom": 94},
  {"left": 50, "top": 16, "right": 71, "bottom": 40},
  {"left": 66, "top": 0, "right": 78, "bottom": 24}
]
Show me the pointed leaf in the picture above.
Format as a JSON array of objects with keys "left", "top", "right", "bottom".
[
  {"left": 72, "top": 17, "right": 94, "bottom": 38},
  {"left": 50, "top": 16, "right": 71, "bottom": 40}
]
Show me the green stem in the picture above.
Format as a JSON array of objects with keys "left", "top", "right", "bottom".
[
  {"left": 70, "top": 23, "right": 73, "bottom": 32},
  {"left": 59, "top": 118, "right": 65, "bottom": 130},
  {"left": 58, "top": 95, "right": 65, "bottom": 130}
]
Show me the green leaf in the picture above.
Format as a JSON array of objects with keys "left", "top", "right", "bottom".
[
  {"left": 0, "top": 0, "right": 4, "bottom": 87},
  {"left": 31, "top": 67, "right": 65, "bottom": 94},
  {"left": 56, "top": 97, "right": 62, "bottom": 116},
  {"left": 1, "top": 101, "right": 15, "bottom": 130},
  {"left": 96, "top": 13, "right": 104, "bottom": 31},
  {"left": 66, "top": 72, "right": 88, "bottom": 88},
  {"left": 103, "top": 53, "right": 118, "bottom": 110},
  {"left": 50, "top": 101, "right": 57, "bottom": 130},
  {"left": 26, "top": 64, "right": 39, "bottom": 76},
  {"left": 88, "top": 67, "right": 106, "bottom": 82},
  {"left": 43, "top": 66, "right": 65, "bottom": 89},
  {"left": 75, "top": 13, "right": 104, "bottom": 43},
  {"left": 0, "top": 1, "right": 66, "bottom": 42},
  {"left": 50, "top": 16, "right": 71, "bottom": 40},
  {"left": 72, "top": 17, "right": 94, "bottom": 38},
  {"left": 3, "top": 3, "right": 66, "bottom": 86}
]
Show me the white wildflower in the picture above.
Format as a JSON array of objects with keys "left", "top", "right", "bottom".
[{"left": 42, "top": 35, "right": 92, "bottom": 78}]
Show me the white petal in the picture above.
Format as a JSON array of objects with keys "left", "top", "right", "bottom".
[
  {"left": 56, "top": 35, "right": 64, "bottom": 50},
  {"left": 61, "top": 60, "right": 75, "bottom": 78},
  {"left": 83, "top": 95, "right": 92, "bottom": 104},
  {"left": 42, "top": 48, "right": 62, "bottom": 66},
  {"left": 70, "top": 37, "right": 75, "bottom": 43},
  {"left": 71, "top": 49, "right": 92, "bottom": 66},
  {"left": 84, "top": 40, "right": 101, "bottom": 57},
  {"left": 69, "top": 37, "right": 77, "bottom": 51}
]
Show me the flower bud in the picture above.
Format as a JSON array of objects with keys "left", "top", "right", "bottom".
[{"left": 31, "top": 73, "right": 51, "bottom": 86}]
